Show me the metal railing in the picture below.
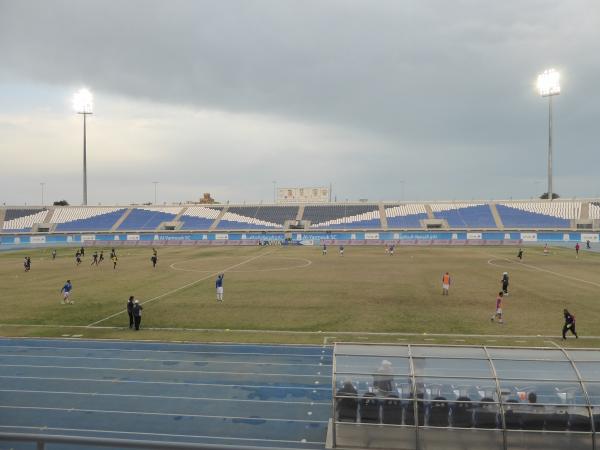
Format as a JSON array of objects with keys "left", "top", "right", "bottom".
[{"left": 0, "top": 432, "right": 308, "bottom": 450}]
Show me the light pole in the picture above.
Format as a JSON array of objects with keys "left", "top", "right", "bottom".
[
  {"left": 272, "top": 181, "right": 277, "bottom": 203},
  {"left": 153, "top": 181, "right": 159, "bottom": 204},
  {"left": 73, "top": 88, "right": 94, "bottom": 206},
  {"left": 537, "top": 69, "right": 560, "bottom": 200},
  {"left": 40, "top": 182, "right": 45, "bottom": 206}
]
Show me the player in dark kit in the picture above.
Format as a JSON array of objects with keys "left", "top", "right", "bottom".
[
  {"left": 151, "top": 253, "right": 157, "bottom": 268},
  {"left": 75, "top": 251, "right": 82, "bottom": 266},
  {"left": 24, "top": 257, "right": 31, "bottom": 272},
  {"left": 517, "top": 248, "right": 523, "bottom": 260},
  {"left": 52, "top": 249, "right": 57, "bottom": 260},
  {"left": 575, "top": 243, "right": 580, "bottom": 258},
  {"left": 127, "top": 296, "right": 135, "bottom": 329},
  {"left": 562, "top": 309, "right": 578, "bottom": 340},
  {"left": 91, "top": 251, "right": 98, "bottom": 266},
  {"left": 501, "top": 272, "right": 509, "bottom": 295},
  {"left": 98, "top": 250, "right": 104, "bottom": 264}
]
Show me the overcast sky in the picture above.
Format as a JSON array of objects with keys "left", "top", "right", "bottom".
[{"left": 1, "top": 0, "right": 599, "bottom": 205}]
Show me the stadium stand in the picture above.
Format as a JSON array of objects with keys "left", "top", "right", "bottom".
[
  {"left": 304, "top": 204, "right": 381, "bottom": 229},
  {"left": 50, "top": 207, "right": 127, "bottom": 231},
  {"left": 216, "top": 206, "right": 298, "bottom": 230},
  {"left": 496, "top": 201, "right": 580, "bottom": 228},
  {"left": 590, "top": 202, "right": 600, "bottom": 219},
  {"left": 1, "top": 208, "right": 48, "bottom": 231},
  {"left": 385, "top": 204, "right": 428, "bottom": 228},
  {"left": 430, "top": 203, "right": 496, "bottom": 228},
  {"left": 179, "top": 205, "right": 223, "bottom": 230},
  {"left": 117, "top": 206, "right": 183, "bottom": 231}
]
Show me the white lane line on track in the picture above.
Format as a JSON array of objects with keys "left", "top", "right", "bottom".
[
  {"left": 0, "top": 353, "right": 329, "bottom": 367},
  {"left": 170, "top": 256, "right": 313, "bottom": 274},
  {"left": 87, "top": 250, "right": 275, "bottom": 327},
  {"left": 487, "top": 254, "right": 600, "bottom": 289},
  {"left": 0, "top": 425, "right": 325, "bottom": 446},
  {"left": 0, "top": 374, "right": 331, "bottom": 390},
  {"left": 0, "top": 389, "right": 330, "bottom": 405},
  {"left": 0, "top": 363, "right": 331, "bottom": 378},
  {"left": 0, "top": 344, "right": 330, "bottom": 359},
  {"left": 0, "top": 405, "right": 328, "bottom": 424}
]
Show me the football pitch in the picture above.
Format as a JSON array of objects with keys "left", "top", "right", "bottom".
[{"left": 1, "top": 244, "right": 599, "bottom": 347}]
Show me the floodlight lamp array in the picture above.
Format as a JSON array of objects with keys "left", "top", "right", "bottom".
[
  {"left": 537, "top": 69, "right": 561, "bottom": 97},
  {"left": 73, "top": 88, "right": 94, "bottom": 114}
]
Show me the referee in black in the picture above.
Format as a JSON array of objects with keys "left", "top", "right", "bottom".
[{"left": 563, "top": 309, "right": 578, "bottom": 340}]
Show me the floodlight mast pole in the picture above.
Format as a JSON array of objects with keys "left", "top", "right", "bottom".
[
  {"left": 80, "top": 112, "right": 91, "bottom": 205},
  {"left": 74, "top": 88, "right": 93, "bottom": 206},
  {"left": 537, "top": 69, "right": 560, "bottom": 201},
  {"left": 547, "top": 95, "right": 553, "bottom": 201}
]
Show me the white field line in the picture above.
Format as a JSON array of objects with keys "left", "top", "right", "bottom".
[
  {"left": 0, "top": 353, "right": 326, "bottom": 367},
  {"left": 487, "top": 254, "right": 600, "bottom": 289},
  {"left": 87, "top": 250, "right": 274, "bottom": 327},
  {"left": 0, "top": 405, "right": 328, "bottom": 424},
  {"left": 170, "top": 256, "right": 312, "bottom": 274},
  {"left": 0, "top": 389, "right": 330, "bottom": 405},
  {"left": 0, "top": 425, "right": 325, "bottom": 445},
  {"left": 3, "top": 326, "right": 600, "bottom": 340},
  {"left": 0, "top": 363, "right": 331, "bottom": 378},
  {"left": 0, "top": 374, "right": 331, "bottom": 391},
  {"left": 0, "top": 344, "right": 329, "bottom": 359}
]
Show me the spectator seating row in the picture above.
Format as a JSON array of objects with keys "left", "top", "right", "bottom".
[
  {"left": 179, "top": 206, "right": 223, "bottom": 230},
  {"left": 305, "top": 205, "right": 381, "bottom": 229},
  {"left": 385, "top": 204, "right": 428, "bottom": 228},
  {"left": 430, "top": 203, "right": 497, "bottom": 228},
  {"left": 0, "top": 201, "right": 596, "bottom": 232},
  {"left": 496, "top": 202, "right": 580, "bottom": 228},
  {"left": 216, "top": 206, "right": 298, "bottom": 229},
  {"left": 50, "top": 207, "right": 127, "bottom": 231},
  {"left": 2, "top": 208, "right": 49, "bottom": 231},
  {"left": 118, "top": 207, "right": 182, "bottom": 231},
  {"left": 590, "top": 202, "right": 600, "bottom": 220},
  {"left": 337, "top": 390, "right": 589, "bottom": 430}
]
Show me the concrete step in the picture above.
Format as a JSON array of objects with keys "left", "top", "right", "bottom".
[
  {"left": 110, "top": 208, "right": 132, "bottom": 231},
  {"left": 580, "top": 202, "right": 590, "bottom": 220},
  {"left": 489, "top": 203, "right": 504, "bottom": 230},
  {"left": 378, "top": 202, "right": 388, "bottom": 230},
  {"left": 209, "top": 205, "right": 229, "bottom": 231},
  {"left": 424, "top": 204, "right": 435, "bottom": 219}
]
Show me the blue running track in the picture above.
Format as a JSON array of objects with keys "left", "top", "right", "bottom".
[{"left": 0, "top": 338, "right": 333, "bottom": 450}]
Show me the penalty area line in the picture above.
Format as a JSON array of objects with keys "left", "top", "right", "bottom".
[
  {"left": 487, "top": 254, "right": 600, "bottom": 289},
  {"left": 86, "top": 250, "right": 275, "bottom": 327}
]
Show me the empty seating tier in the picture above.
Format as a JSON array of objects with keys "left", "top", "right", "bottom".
[
  {"left": 2, "top": 208, "right": 48, "bottom": 231},
  {"left": 118, "top": 207, "right": 183, "bottom": 231},
  {"left": 496, "top": 202, "right": 580, "bottom": 228},
  {"left": 590, "top": 202, "right": 600, "bottom": 220},
  {"left": 50, "top": 207, "right": 126, "bottom": 231},
  {"left": 385, "top": 204, "right": 428, "bottom": 228},
  {"left": 217, "top": 205, "right": 292, "bottom": 229},
  {"left": 430, "top": 203, "right": 496, "bottom": 228},
  {"left": 179, "top": 206, "right": 223, "bottom": 230},
  {"left": 304, "top": 204, "right": 381, "bottom": 229}
]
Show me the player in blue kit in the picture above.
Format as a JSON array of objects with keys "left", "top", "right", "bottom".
[
  {"left": 61, "top": 280, "right": 73, "bottom": 304},
  {"left": 216, "top": 274, "right": 224, "bottom": 302}
]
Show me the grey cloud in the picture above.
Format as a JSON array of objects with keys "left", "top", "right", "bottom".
[{"left": 1, "top": 0, "right": 600, "bottom": 202}]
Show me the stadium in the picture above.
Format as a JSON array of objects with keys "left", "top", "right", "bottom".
[{"left": 2, "top": 2, "right": 600, "bottom": 450}]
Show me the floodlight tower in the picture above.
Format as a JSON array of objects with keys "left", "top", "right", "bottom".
[
  {"left": 73, "top": 88, "right": 94, "bottom": 205},
  {"left": 537, "top": 69, "right": 560, "bottom": 200}
]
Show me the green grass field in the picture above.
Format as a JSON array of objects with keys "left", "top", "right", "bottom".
[{"left": 1, "top": 244, "right": 599, "bottom": 346}]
